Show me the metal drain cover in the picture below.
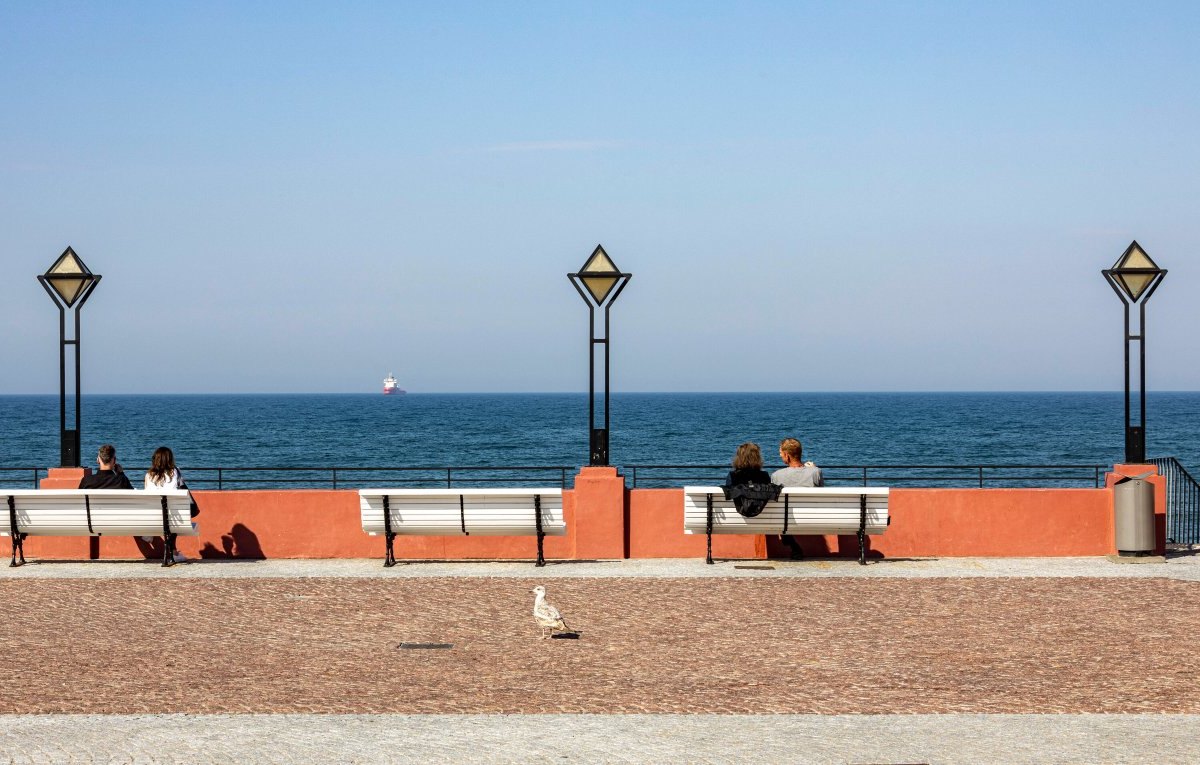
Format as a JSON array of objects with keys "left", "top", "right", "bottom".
[
  {"left": 734, "top": 565, "right": 775, "bottom": 570},
  {"left": 397, "top": 643, "right": 454, "bottom": 650}
]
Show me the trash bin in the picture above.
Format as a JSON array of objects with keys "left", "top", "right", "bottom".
[{"left": 1113, "top": 471, "right": 1156, "bottom": 556}]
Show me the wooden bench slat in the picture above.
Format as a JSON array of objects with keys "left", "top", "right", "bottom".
[
  {"left": 682, "top": 486, "right": 890, "bottom": 536},
  {"left": 359, "top": 489, "right": 566, "bottom": 537},
  {"left": 0, "top": 490, "right": 197, "bottom": 537}
]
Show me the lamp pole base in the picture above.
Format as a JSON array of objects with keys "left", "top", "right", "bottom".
[
  {"left": 589, "top": 428, "right": 609, "bottom": 466},
  {"left": 1124, "top": 426, "right": 1145, "bottom": 464},
  {"left": 61, "top": 429, "right": 80, "bottom": 469}
]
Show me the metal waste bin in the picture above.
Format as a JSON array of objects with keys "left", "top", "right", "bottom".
[{"left": 1113, "top": 471, "right": 1155, "bottom": 556}]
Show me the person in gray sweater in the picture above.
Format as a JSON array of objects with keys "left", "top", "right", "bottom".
[{"left": 770, "top": 438, "right": 823, "bottom": 558}]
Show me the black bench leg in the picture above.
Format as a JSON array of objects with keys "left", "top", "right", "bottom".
[
  {"left": 384, "top": 532, "right": 396, "bottom": 568},
  {"left": 161, "top": 533, "right": 178, "bottom": 568},
  {"left": 8, "top": 497, "right": 24, "bottom": 567},
  {"left": 536, "top": 532, "right": 546, "bottom": 568},
  {"left": 858, "top": 494, "right": 867, "bottom": 566},
  {"left": 705, "top": 493, "right": 714, "bottom": 565}
]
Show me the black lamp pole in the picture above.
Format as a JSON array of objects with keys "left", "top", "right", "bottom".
[
  {"left": 568, "top": 245, "right": 631, "bottom": 466},
  {"left": 1101, "top": 240, "right": 1166, "bottom": 464},
  {"left": 38, "top": 247, "right": 101, "bottom": 468}
]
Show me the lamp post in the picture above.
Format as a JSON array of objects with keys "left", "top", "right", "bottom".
[
  {"left": 38, "top": 247, "right": 101, "bottom": 468},
  {"left": 1101, "top": 240, "right": 1166, "bottom": 464},
  {"left": 568, "top": 245, "right": 631, "bottom": 466}
]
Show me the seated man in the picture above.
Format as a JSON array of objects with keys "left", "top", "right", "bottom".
[
  {"left": 771, "top": 438, "right": 823, "bottom": 558},
  {"left": 78, "top": 443, "right": 134, "bottom": 490}
]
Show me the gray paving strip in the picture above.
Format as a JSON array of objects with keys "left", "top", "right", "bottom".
[
  {"left": 0, "top": 553, "right": 1197, "bottom": 580},
  {"left": 1, "top": 713, "right": 1196, "bottom": 764}
]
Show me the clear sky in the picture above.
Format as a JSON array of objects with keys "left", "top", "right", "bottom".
[{"left": 2, "top": 1, "right": 1197, "bottom": 394}]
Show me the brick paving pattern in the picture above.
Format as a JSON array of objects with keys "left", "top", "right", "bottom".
[{"left": 2, "top": 576, "right": 1197, "bottom": 715}]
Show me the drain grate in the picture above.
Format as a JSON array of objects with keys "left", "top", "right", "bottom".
[
  {"left": 734, "top": 565, "right": 775, "bottom": 570},
  {"left": 397, "top": 642, "right": 454, "bottom": 650}
]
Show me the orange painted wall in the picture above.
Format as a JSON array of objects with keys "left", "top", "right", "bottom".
[
  {"left": 10, "top": 465, "right": 1166, "bottom": 561},
  {"left": 877, "top": 488, "right": 1113, "bottom": 557},
  {"left": 17, "top": 488, "right": 582, "bottom": 562},
  {"left": 628, "top": 489, "right": 764, "bottom": 559},
  {"left": 627, "top": 487, "right": 1117, "bottom": 559}
]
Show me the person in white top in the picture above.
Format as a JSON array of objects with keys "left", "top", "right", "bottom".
[
  {"left": 145, "top": 446, "right": 185, "bottom": 490},
  {"left": 144, "top": 446, "right": 189, "bottom": 561}
]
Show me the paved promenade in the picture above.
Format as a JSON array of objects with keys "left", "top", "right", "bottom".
[{"left": 1, "top": 554, "right": 1197, "bottom": 763}]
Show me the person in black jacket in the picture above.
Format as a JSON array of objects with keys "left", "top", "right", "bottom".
[
  {"left": 78, "top": 443, "right": 134, "bottom": 490},
  {"left": 724, "top": 442, "right": 771, "bottom": 490}
]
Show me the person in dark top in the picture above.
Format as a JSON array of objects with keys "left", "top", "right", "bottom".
[
  {"left": 78, "top": 443, "right": 134, "bottom": 490},
  {"left": 724, "top": 442, "right": 771, "bottom": 490}
]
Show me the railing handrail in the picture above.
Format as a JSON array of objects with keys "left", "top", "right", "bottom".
[
  {"left": 2, "top": 460, "right": 1191, "bottom": 492},
  {"left": 625, "top": 463, "right": 1111, "bottom": 489}
]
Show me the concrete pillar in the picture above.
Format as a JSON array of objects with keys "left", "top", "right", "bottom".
[
  {"left": 570, "top": 466, "right": 627, "bottom": 560},
  {"left": 39, "top": 467, "right": 90, "bottom": 489}
]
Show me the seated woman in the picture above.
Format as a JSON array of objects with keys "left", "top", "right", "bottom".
[
  {"left": 722, "top": 442, "right": 780, "bottom": 518},
  {"left": 145, "top": 446, "right": 185, "bottom": 490},
  {"left": 143, "top": 446, "right": 193, "bottom": 561}
]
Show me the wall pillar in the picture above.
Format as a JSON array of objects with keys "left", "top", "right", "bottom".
[
  {"left": 570, "top": 466, "right": 627, "bottom": 560},
  {"left": 39, "top": 467, "right": 90, "bottom": 489}
]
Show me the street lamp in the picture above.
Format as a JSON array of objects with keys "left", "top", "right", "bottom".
[
  {"left": 568, "top": 245, "right": 631, "bottom": 466},
  {"left": 1101, "top": 240, "right": 1166, "bottom": 464},
  {"left": 38, "top": 247, "right": 102, "bottom": 468}
]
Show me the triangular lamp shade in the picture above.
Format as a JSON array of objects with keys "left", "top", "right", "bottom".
[
  {"left": 1109, "top": 241, "right": 1163, "bottom": 302},
  {"left": 576, "top": 245, "right": 623, "bottom": 304},
  {"left": 41, "top": 247, "right": 98, "bottom": 308}
]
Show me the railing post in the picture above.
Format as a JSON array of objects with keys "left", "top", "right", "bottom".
[
  {"left": 446, "top": 469, "right": 452, "bottom": 489},
  {"left": 979, "top": 467, "right": 984, "bottom": 488},
  {"left": 332, "top": 468, "right": 338, "bottom": 490}
]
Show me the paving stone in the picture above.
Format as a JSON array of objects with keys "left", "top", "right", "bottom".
[{"left": 0, "top": 555, "right": 1196, "bottom": 762}]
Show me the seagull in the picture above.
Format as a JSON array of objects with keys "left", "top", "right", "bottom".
[{"left": 531, "top": 585, "right": 571, "bottom": 639}]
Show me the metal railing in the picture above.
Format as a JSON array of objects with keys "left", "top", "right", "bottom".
[
  {"left": 141, "top": 465, "right": 572, "bottom": 491},
  {"left": 0, "top": 467, "right": 46, "bottom": 488},
  {"left": 625, "top": 464, "right": 1110, "bottom": 489},
  {"left": 1150, "top": 457, "right": 1200, "bottom": 545}
]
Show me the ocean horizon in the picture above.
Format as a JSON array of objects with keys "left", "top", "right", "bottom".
[{"left": 1, "top": 392, "right": 1197, "bottom": 490}]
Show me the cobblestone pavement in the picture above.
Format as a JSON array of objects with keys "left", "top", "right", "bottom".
[
  {"left": 0, "top": 552, "right": 1197, "bottom": 580},
  {"left": 1, "top": 557, "right": 1197, "bottom": 762},
  {"left": 2, "top": 713, "right": 1198, "bottom": 764}
]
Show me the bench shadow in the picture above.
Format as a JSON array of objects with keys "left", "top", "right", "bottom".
[
  {"left": 198, "top": 523, "right": 265, "bottom": 560},
  {"left": 768, "top": 535, "right": 888, "bottom": 561},
  {"left": 390, "top": 558, "right": 605, "bottom": 565}
]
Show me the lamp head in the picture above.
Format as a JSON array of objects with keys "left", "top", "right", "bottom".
[
  {"left": 1103, "top": 240, "right": 1165, "bottom": 304},
  {"left": 39, "top": 247, "right": 101, "bottom": 309},
  {"left": 569, "top": 244, "right": 631, "bottom": 307}
]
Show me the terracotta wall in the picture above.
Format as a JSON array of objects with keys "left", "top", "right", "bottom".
[{"left": 14, "top": 465, "right": 1167, "bottom": 561}]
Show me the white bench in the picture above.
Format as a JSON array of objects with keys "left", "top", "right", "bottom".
[
  {"left": 359, "top": 488, "right": 566, "bottom": 567},
  {"left": 684, "top": 486, "right": 890, "bottom": 565},
  {"left": 1, "top": 489, "right": 197, "bottom": 567}
]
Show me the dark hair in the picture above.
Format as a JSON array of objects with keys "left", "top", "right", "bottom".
[
  {"left": 732, "top": 442, "right": 763, "bottom": 470},
  {"left": 97, "top": 444, "right": 116, "bottom": 465},
  {"left": 148, "top": 446, "right": 176, "bottom": 484}
]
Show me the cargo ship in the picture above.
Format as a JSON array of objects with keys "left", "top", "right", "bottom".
[{"left": 383, "top": 374, "right": 406, "bottom": 395}]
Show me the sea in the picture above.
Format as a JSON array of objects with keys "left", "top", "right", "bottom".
[{"left": 1, "top": 392, "right": 1197, "bottom": 490}]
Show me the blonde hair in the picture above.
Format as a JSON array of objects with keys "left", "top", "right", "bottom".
[
  {"left": 732, "top": 442, "right": 763, "bottom": 470},
  {"left": 779, "top": 438, "right": 803, "bottom": 462}
]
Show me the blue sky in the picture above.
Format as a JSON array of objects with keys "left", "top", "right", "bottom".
[{"left": 1, "top": 1, "right": 1197, "bottom": 393}]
